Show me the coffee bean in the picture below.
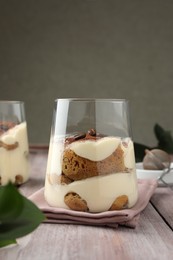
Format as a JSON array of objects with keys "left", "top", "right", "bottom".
[
  {"left": 65, "top": 132, "right": 86, "bottom": 144},
  {"left": 87, "top": 128, "right": 96, "bottom": 136}
]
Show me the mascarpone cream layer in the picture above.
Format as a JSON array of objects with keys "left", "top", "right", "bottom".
[
  {"left": 44, "top": 171, "right": 138, "bottom": 212},
  {"left": 0, "top": 122, "right": 29, "bottom": 185},
  {"left": 69, "top": 137, "right": 121, "bottom": 161}
]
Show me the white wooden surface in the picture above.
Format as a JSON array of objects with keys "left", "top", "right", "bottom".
[{"left": 0, "top": 149, "right": 173, "bottom": 260}]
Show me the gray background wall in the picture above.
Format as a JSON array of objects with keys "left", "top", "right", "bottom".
[{"left": 0, "top": 0, "right": 173, "bottom": 146}]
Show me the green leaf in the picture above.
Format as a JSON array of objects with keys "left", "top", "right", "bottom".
[
  {"left": 134, "top": 124, "right": 173, "bottom": 162},
  {"left": 0, "top": 182, "right": 23, "bottom": 222},
  {"left": 154, "top": 124, "right": 173, "bottom": 153},
  {"left": 0, "top": 239, "right": 17, "bottom": 248},
  {"left": 134, "top": 142, "right": 151, "bottom": 162},
  {"left": 0, "top": 183, "right": 45, "bottom": 244}
]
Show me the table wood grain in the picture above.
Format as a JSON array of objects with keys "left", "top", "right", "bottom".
[{"left": 0, "top": 148, "right": 173, "bottom": 260}]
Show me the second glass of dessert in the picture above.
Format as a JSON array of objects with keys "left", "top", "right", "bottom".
[
  {"left": 44, "top": 99, "right": 138, "bottom": 213},
  {"left": 0, "top": 101, "right": 29, "bottom": 186}
]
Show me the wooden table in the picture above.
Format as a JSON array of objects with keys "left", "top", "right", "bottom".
[{"left": 0, "top": 148, "right": 173, "bottom": 260}]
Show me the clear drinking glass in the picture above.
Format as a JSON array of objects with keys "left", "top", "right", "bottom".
[
  {"left": 0, "top": 101, "right": 29, "bottom": 185},
  {"left": 44, "top": 99, "right": 138, "bottom": 213}
]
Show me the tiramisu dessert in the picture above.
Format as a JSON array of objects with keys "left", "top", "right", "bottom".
[
  {"left": 0, "top": 121, "right": 29, "bottom": 185},
  {"left": 44, "top": 129, "right": 138, "bottom": 213}
]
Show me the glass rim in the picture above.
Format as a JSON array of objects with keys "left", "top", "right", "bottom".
[
  {"left": 0, "top": 100, "right": 24, "bottom": 105},
  {"left": 55, "top": 98, "right": 129, "bottom": 103}
]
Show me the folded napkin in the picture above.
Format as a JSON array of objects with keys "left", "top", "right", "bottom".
[{"left": 29, "top": 179, "right": 157, "bottom": 228}]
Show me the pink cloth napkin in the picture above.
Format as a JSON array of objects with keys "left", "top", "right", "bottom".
[{"left": 29, "top": 179, "right": 157, "bottom": 228}]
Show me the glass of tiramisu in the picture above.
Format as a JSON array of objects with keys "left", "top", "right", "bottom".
[
  {"left": 0, "top": 101, "right": 29, "bottom": 185},
  {"left": 44, "top": 99, "right": 138, "bottom": 213}
]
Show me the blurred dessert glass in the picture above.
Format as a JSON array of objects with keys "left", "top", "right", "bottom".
[
  {"left": 0, "top": 101, "right": 29, "bottom": 185},
  {"left": 44, "top": 99, "right": 138, "bottom": 213}
]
